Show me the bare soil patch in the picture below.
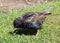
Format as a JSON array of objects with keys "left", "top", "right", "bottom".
[{"left": 0, "top": 0, "right": 52, "bottom": 13}]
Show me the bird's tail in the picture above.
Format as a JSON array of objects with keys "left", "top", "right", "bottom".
[{"left": 43, "top": 5, "right": 53, "bottom": 13}]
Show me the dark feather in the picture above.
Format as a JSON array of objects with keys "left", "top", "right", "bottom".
[{"left": 13, "top": 6, "right": 52, "bottom": 35}]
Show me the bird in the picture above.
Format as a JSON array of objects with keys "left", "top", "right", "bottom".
[{"left": 13, "top": 6, "right": 52, "bottom": 36}]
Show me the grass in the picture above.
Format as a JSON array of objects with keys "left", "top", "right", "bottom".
[{"left": 0, "top": 1, "right": 60, "bottom": 43}]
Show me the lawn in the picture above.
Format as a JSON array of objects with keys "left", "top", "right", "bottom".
[{"left": 0, "top": 1, "right": 60, "bottom": 43}]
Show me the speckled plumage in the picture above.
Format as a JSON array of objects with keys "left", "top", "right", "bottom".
[{"left": 13, "top": 6, "right": 52, "bottom": 35}]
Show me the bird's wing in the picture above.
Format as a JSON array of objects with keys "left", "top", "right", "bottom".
[
  {"left": 22, "top": 12, "right": 35, "bottom": 18},
  {"left": 22, "top": 12, "right": 37, "bottom": 22}
]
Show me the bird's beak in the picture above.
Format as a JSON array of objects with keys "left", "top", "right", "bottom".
[{"left": 12, "top": 28, "right": 17, "bottom": 33}]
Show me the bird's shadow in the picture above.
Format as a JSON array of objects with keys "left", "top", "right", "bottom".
[{"left": 9, "top": 29, "right": 37, "bottom": 36}]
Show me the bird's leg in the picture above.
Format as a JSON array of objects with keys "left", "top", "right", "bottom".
[{"left": 36, "top": 29, "right": 40, "bottom": 36}]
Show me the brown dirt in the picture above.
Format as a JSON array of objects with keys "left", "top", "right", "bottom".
[{"left": 0, "top": 0, "right": 52, "bottom": 14}]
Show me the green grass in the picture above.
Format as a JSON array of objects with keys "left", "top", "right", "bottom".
[{"left": 0, "top": 1, "right": 60, "bottom": 43}]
